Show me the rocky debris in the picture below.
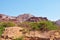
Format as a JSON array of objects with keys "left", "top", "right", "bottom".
[
  {"left": 25, "top": 31, "right": 49, "bottom": 38},
  {"left": 48, "top": 30, "right": 60, "bottom": 40},
  {"left": 1, "top": 27, "right": 24, "bottom": 39},
  {"left": 0, "top": 38, "right": 12, "bottom": 40},
  {"left": 1, "top": 27, "right": 60, "bottom": 40},
  {"left": 26, "top": 17, "right": 48, "bottom": 22},
  {"left": 24, "top": 37, "right": 49, "bottom": 40},
  {"left": 24, "top": 30, "right": 60, "bottom": 40}
]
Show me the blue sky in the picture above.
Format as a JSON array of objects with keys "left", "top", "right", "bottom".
[{"left": 0, "top": 0, "right": 60, "bottom": 21}]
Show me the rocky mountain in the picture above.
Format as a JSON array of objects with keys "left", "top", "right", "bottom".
[
  {"left": 0, "top": 13, "right": 60, "bottom": 40},
  {"left": 0, "top": 13, "right": 48, "bottom": 23},
  {"left": 26, "top": 17, "right": 48, "bottom": 22},
  {"left": 0, "top": 14, "right": 17, "bottom": 22},
  {"left": 16, "top": 14, "right": 34, "bottom": 22}
]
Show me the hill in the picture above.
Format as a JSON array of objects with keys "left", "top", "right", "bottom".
[{"left": 0, "top": 13, "right": 60, "bottom": 40}]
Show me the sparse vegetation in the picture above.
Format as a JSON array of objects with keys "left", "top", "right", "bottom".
[
  {"left": 19, "top": 21, "right": 58, "bottom": 31},
  {"left": 0, "top": 14, "right": 60, "bottom": 40},
  {"left": 0, "top": 26, "right": 5, "bottom": 36},
  {"left": 39, "top": 21, "right": 58, "bottom": 31},
  {"left": 0, "top": 22, "right": 16, "bottom": 36},
  {"left": 14, "top": 37, "right": 23, "bottom": 40},
  {"left": 0, "top": 22, "right": 16, "bottom": 27}
]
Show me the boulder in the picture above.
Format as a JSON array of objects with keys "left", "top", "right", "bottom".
[{"left": 1, "top": 27, "right": 24, "bottom": 39}]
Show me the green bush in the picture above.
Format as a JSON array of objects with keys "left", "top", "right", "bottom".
[
  {"left": 0, "top": 26, "right": 5, "bottom": 36},
  {"left": 28, "top": 22, "right": 40, "bottom": 30},
  {"left": 39, "top": 21, "right": 58, "bottom": 31},
  {"left": 0, "top": 22, "right": 16, "bottom": 36},
  {"left": 0, "top": 22, "right": 16, "bottom": 27},
  {"left": 19, "top": 21, "right": 58, "bottom": 31},
  {"left": 6, "top": 22, "right": 16, "bottom": 27},
  {"left": 14, "top": 37, "right": 23, "bottom": 40}
]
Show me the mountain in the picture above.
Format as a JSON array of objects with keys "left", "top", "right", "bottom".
[
  {"left": 0, "top": 14, "right": 34, "bottom": 22},
  {"left": 0, "top": 13, "right": 48, "bottom": 23},
  {"left": 0, "top": 14, "right": 16, "bottom": 22},
  {"left": 16, "top": 14, "right": 34, "bottom": 22},
  {"left": 0, "top": 13, "right": 60, "bottom": 40},
  {"left": 26, "top": 17, "right": 48, "bottom": 22}
]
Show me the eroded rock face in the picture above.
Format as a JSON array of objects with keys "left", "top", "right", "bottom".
[
  {"left": 1, "top": 27, "right": 24, "bottom": 39},
  {"left": 48, "top": 30, "right": 60, "bottom": 40},
  {"left": 24, "top": 37, "right": 50, "bottom": 40},
  {"left": 26, "top": 17, "right": 48, "bottom": 22},
  {"left": 24, "top": 30, "right": 60, "bottom": 40},
  {"left": 0, "top": 14, "right": 48, "bottom": 23},
  {"left": 1, "top": 26, "right": 60, "bottom": 40},
  {"left": 17, "top": 14, "right": 34, "bottom": 23},
  {"left": 0, "top": 14, "right": 35, "bottom": 23},
  {"left": 0, "top": 14, "right": 17, "bottom": 22}
]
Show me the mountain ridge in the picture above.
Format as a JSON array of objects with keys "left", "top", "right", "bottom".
[{"left": 0, "top": 13, "right": 48, "bottom": 22}]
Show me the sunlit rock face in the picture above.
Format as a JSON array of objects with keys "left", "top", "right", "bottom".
[
  {"left": 0, "top": 14, "right": 8, "bottom": 18},
  {"left": 0, "top": 14, "right": 17, "bottom": 22},
  {"left": 1, "top": 27, "right": 24, "bottom": 39},
  {"left": 16, "top": 14, "right": 34, "bottom": 23},
  {"left": 0, "top": 14, "right": 48, "bottom": 23},
  {"left": 0, "top": 14, "right": 35, "bottom": 23}
]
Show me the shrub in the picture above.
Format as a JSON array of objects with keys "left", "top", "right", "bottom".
[
  {"left": 0, "top": 26, "right": 5, "bottom": 36},
  {"left": 6, "top": 22, "right": 16, "bottom": 27},
  {"left": 39, "top": 21, "right": 58, "bottom": 31},
  {"left": 0, "top": 22, "right": 16, "bottom": 27},
  {"left": 28, "top": 22, "right": 40, "bottom": 30},
  {"left": 0, "top": 22, "right": 16, "bottom": 36},
  {"left": 14, "top": 37, "right": 23, "bottom": 40},
  {"left": 18, "top": 21, "right": 58, "bottom": 31}
]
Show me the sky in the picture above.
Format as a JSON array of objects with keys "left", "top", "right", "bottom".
[{"left": 0, "top": 0, "right": 60, "bottom": 21}]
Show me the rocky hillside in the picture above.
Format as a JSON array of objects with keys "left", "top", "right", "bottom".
[
  {"left": 0, "top": 14, "right": 48, "bottom": 23},
  {"left": 0, "top": 14, "right": 16, "bottom": 22},
  {"left": 1, "top": 27, "right": 60, "bottom": 40},
  {"left": 16, "top": 14, "right": 34, "bottom": 23},
  {"left": 26, "top": 17, "right": 48, "bottom": 22},
  {"left": 0, "top": 13, "right": 60, "bottom": 40}
]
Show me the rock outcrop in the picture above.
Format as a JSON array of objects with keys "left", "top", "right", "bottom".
[
  {"left": 1, "top": 27, "right": 24, "bottom": 40},
  {"left": 1, "top": 27, "right": 60, "bottom": 40},
  {"left": 0, "top": 14, "right": 17, "bottom": 22},
  {"left": 16, "top": 14, "right": 34, "bottom": 23},
  {"left": 0, "top": 14, "right": 34, "bottom": 23},
  {"left": 0, "top": 14, "right": 48, "bottom": 23},
  {"left": 26, "top": 17, "right": 48, "bottom": 22}
]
